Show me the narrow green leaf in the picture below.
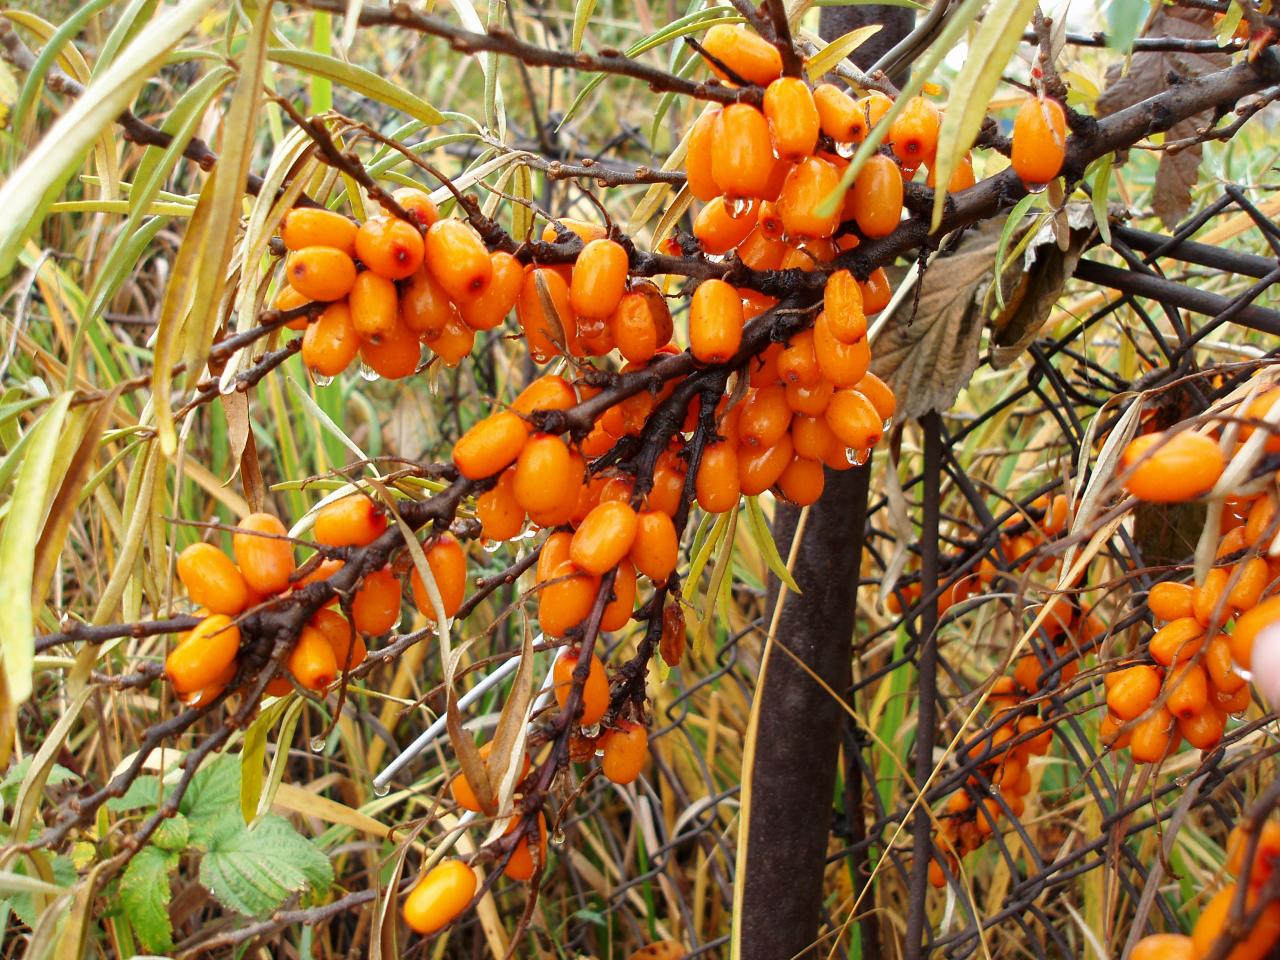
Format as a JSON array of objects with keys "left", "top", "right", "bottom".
[
  {"left": 256, "top": 697, "right": 304, "bottom": 821},
  {"left": 744, "top": 498, "right": 801, "bottom": 594},
  {"left": 572, "top": 0, "right": 599, "bottom": 51},
  {"left": 1107, "top": 0, "right": 1149, "bottom": 52},
  {"left": 269, "top": 49, "right": 444, "bottom": 126},
  {"left": 240, "top": 696, "right": 294, "bottom": 824},
  {"left": 1088, "top": 153, "right": 1114, "bottom": 244},
  {"left": 12, "top": 0, "right": 114, "bottom": 146},
  {"left": 804, "top": 25, "right": 882, "bottom": 81}
]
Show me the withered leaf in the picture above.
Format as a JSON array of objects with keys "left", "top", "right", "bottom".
[{"left": 1095, "top": 6, "right": 1230, "bottom": 228}]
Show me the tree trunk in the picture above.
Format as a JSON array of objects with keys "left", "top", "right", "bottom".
[{"left": 735, "top": 9, "right": 914, "bottom": 959}]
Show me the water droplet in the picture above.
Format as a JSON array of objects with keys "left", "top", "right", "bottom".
[
  {"left": 1236, "top": 666, "right": 1253, "bottom": 682},
  {"left": 580, "top": 722, "right": 601, "bottom": 738},
  {"left": 372, "top": 780, "right": 391, "bottom": 798},
  {"left": 579, "top": 317, "right": 606, "bottom": 339},
  {"left": 988, "top": 783, "right": 1001, "bottom": 795},
  {"left": 1024, "top": 180, "right": 1049, "bottom": 195},
  {"left": 311, "top": 372, "right": 334, "bottom": 387},
  {"left": 550, "top": 828, "right": 567, "bottom": 845},
  {"left": 1174, "top": 774, "right": 1191, "bottom": 788},
  {"left": 358, "top": 362, "right": 380, "bottom": 382},
  {"left": 483, "top": 538, "right": 503, "bottom": 553},
  {"left": 835, "top": 141, "right": 855, "bottom": 159},
  {"left": 310, "top": 736, "right": 327, "bottom": 751},
  {"left": 728, "top": 197, "right": 752, "bottom": 219},
  {"left": 882, "top": 418, "right": 895, "bottom": 433},
  {"left": 845, "top": 447, "right": 869, "bottom": 466},
  {"left": 594, "top": 746, "right": 606, "bottom": 758},
  {"left": 531, "top": 349, "right": 549, "bottom": 364}
]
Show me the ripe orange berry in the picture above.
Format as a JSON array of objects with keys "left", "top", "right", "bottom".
[
  {"left": 518, "top": 267, "right": 580, "bottom": 363},
  {"left": 1011, "top": 97, "right": 1068, "bottom": 187},
  {"left": 166, "top": 614, "right": 241, "bottom": 695},
  {"left": 601, "top": 720, "right": 649, "bottom": 784},
  {"left": 612, "top": 282, "right": 672, "bottom": 364},
  {"left": 539, "top": 561, "right": 599, "bottom": 638},
  {"left": 860, "top": 91, "right": 894, "bottom": 131},
  {"left": 570, "top": 239, "right": 628, "bottom": 320},
  {"left": 1129, "top": 705, "right": 1177, "bottom": 763},
  {"left": 1227, "top": 821, "right": 1280, "bottom": 886},
  {"left": 792, "top": 414, "right": 839, "bottom": 461},
  {"left": 1149, "top": 582, "right": 1195, "bottom": 621},
  {"left": 397, "top": 268, "right": 455, "bottom": 340},
  {"left": 1215, "top": 684, "right": 1252, "bottom": 716},
  {"left": 926, "top": 153, "right": 977, "bottom": 192},
  {"left": 700, "top": 24, "right": 782, "bottom": 86},
  {"left": 631, "top": 510, "right": 679, "bottom": 583},
  {"left": 352, "top": 566, "right": 402, "bottom": 636},
  {"left": 180, "top": 660, "right": 237, "bottom": 707},
  {"left": 1207, "top": 632, "right": 1246, "bottom": 693},
  {"left": 303, "top": 301, "right": 360, "bottom": 378},
  {"left": 813, "top": 83, "right": 864, "bottom": 142},
  {"left": 1099, "top": 711, "right": 1132, "bottom": 750},
  {"left": 1167, "top": 662, "right": 1209, "bottom": 720},
  {"left": 600, "top": 558, "right": 637, "bottom": 632},
  {"left": 777, "top": 455, "right": 826, "bottom": 505},
  {"left": 537, "top": 531, "right": 574, "bottom": 582},
  {"left": 763, "top": 77, "right": 819, "bottom": 162},
  {"left": 685, "top": 107, "right": 722, "bottom": 202},
  {"left": 1148, "top": 617, "right": 1204, "bottom": 667},
  {"left": 177, "top": 543, "right": 250, "bottom": 615},
  {"left": 476, "top": 469, "right": 525, "bottom": 542},
  {"left": 311, "top": 608, "right": 365, "bottom": 672},
  {"left": 453, "top": 411, "right": 530, "bottom": 480},
  {"left": 690, "top": 279, "right": 744, "bottom": 364},
  {"left": 826, "top": 389, "right": 883, "bottom": 450},
  {"left": 854, "top": 372, "right": 896, "bottom": 423},
  {"left": 503, "top": 812, "right": 548, "bottom": 882},
  {"left": 1240, "top": 389, "right": 1280, "bottom": 453},
  {"left": 888, "top": 96, "right": 941, "bottom": 169},
  {"left": 274, "top": 284, "right": 313, "bottom": 330},
  {"left": 282, "top": 208, "right": 358, "bottom": 255},
  {"left": 571, "top": 501, "right": 639, "bottom": 576},
  {"left": 785, "top": 380, "right": 833, "bottom": 417},
  {"left": 288, "top": 624, "right": 338, "bottom": 690},
  {"left": 391, "top": 186, "right": 439, "bottom": 229},
  {"left": 777, "top": 330, "right": 820, "bottom": 387},
  {"left": 1229, "top": 595, "right": 1280, "bottom": 669},
  {"left": 814, "top": 313, "right": 871, "bottom": 387},
  {"left": 424, "top": 315, "right": 475, "bottom": 368},
  {"left": 1192, "top": 883, "right": 1280, "bottom": 960},
  {"left": 860, "top": 267, "right": 893, "bottom": 314},
  {"left": 1179, "top": 705, "right": 1226, "bottom": 750},
  {"left": 542, "top": 219, "right": 607, "bottom": 245},
  {"left": 349, "top": 270, "right": 399, "bottom": 342},
  {"left": 361, "top": 317, "right": 422, "bottom": 379},
  {"left": 456, "top": 251, "right": 521, "bottom": 331},
  {"left": 694, "top": 197, "right": 758, "bottom": 254},
  {"left": 315, "top": 495, "right": 387, "bottom": 548},
  {"left": 1106, "top": 664, "right": 1162, "bottom": 720},
  {"left": 514, "top": 434, "right": 574, "bottom": 515},
  {"left": 419, "top": 219, "right": 491, "bottom": 300},
  {"left": 355, "top": 217, "right": 423, "bottom": 281},
  {"left": 451, "top": 741, "right": 531, "bottom": 813},
  {"left": 1131, "top": 935, "right": 1195, "bottom": 960},
  {"left": 850, "top": 154, "right": 903, "bottom": 238},
  {"left": 739, "top": 435, "right": 794, "bottom": 496},
  {"left": 824, "top": 271, "right": 867, "bottom": 344},
  {"left": 649, "top": 453, "right": 687, "bottom": 518},
  {"left": 410, "top": 534, "right": 467, "bottom": 622},
  {"left": 1230, "top": 557, "right": 1269, "bottom": 612},
  {"left": 740, "top": 385, "right": 792, "bottom": 449},
  {"left": 777, "top": 158, "right": 841, "bottom": 240},
  {"left": 233, "top": 513, "right": 295, "bottom": 595},
  {"left": 402, "top": 859, "right": 476, "bottom": 935},
  {"left": 286, "top": 246, "right": 357, "bottom": 302},
  {"left": 1193, "top": 567, "right": 1232, "bottom": 626},
  {"left": 1246, "top": 494, "right": 1278, "bottom": 546},
  {"left": 712, "top": 105, "right": 776, "bottom": 200},
  {"left": 1121, "top": 431, "right": 1224, "bottom": 502},
  {"left": 553, "top": 648, "right": 610, "bottom": 725},
  {"left": 696, "top": 441, "right": 741, "bottom": 514}
]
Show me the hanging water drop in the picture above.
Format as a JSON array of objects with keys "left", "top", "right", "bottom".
[
  {"left": 358, "top": 361, "right": 380, "bottom": 382},
  {"left": 550, "top": 828, "right": 567, "bottom": 846},
  {"left": 483, "top": 538, "right": 503, "bottom": 554},
  {"left": 728, "top": 197, "right": 752, "bottom": 219},
  {"left": 1024, "top": 180, "right": 1049, "bottom": 195},
  {"left": 835, "top": 140, "right": 856, "bottom": 159},
  {"left": 580, "top": 722, "right": 601, "bottom": 738},
  {"left": 372, "top": 780, "right": 391, "bottom": 798},
  {"left": 845, "top": 447, "right": 869, "bottom": 467},
  {"left": 310, "top": 735, "right": 327, "bottom": 752},
  {"left": 311, "top": 372, "right": 334, "bottom": 387},
  {"left": 883, "top": 418, "right": 895, "bottom": 433}
]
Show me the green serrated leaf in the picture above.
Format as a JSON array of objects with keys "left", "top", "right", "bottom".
[
  {"left": 0, "top": 758, "right": 76, "bottom": 809},
  {"left": 120, "top": 846, "right": 176, "bottom": 954},
  {"left": 105, "top": 775, "right": 163, "bottom": 813},
  {"left": 743, "top": 498, "right": 801, "bottom": 593},
  {"left": 180, "top": 755, "right": 242, "bottom": 846},
  {"left": 269, "top": 49, "right": 444, "bottom": 126},
  {"left": 152, "top": 814, "right": 190, "bottom": 853},
  {"left": 199, "top": 815, "right": 333, "bottom": 919}
]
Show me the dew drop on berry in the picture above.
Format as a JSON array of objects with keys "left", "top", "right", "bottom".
[
  {"left": 1024, "top": 180, "right": 1049, "bottom": 195},
  {"left": 728, "top": 197, "right": 753, "bottom": 219},
  {"left": 311, "top": 372, "right": 334, "bottom": 387},
  {"left": 580, "top": 722, "right": 601, "bottom": 738},
  {"left": 358, "top": 361, "right": 381, "bottom": 382},
  {"left": 845, "top": 447, "right": 869, "bottom": 466},
  {"left": 835, "top": 141, "right": 856, "bottom": 159}
]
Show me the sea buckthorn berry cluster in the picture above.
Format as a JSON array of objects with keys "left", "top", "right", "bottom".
[
  {"left": 167, "top": 502, "right": 467, "bottom": 702},
  {"left": 278, "top": 188, "right": 507, "bottom": 383}
]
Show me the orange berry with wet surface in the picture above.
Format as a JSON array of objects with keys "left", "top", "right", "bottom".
[
  {"left": 712, "top": 105, "right": 776, "bottom": 200},
  {"left": 777, "top": 456, "right": 826, "bottom": 505},
  {"left": 424, "top": 315, "right": 475, "bottom": 368},
  {"left": 402, "top": 859, "right": 476, "bottom": 935},
  {"left": 1106, "top": 664, "right": 1162, "bottom": 720},
  {"left": 1011, "top": 97, "right": 1068, "bottom": 187},
  {"left": 685, "top": 107, "right": 722, "bottom": 202},
  {"left": 165, "top": 614, "right": 241, "bottom": 695},
  {"left": 352, "top": 566, "right": 402, "bottom": 636},
  {"left": 453, "top": 411, "right": 530, "bottom": 479},
  {"left": 311, "top": 608, "right": 365, "bottom": 671},
  {"left": 1121, "top": 431, "right": 1224, "bottom": 502},
  {"left": 314, "top": 495, "right": 387, "bottom": 548},
  {"left": 281, "top": 208, "right": 357, "bottom": 255},
  {"left": 690, "top": 279, "right": 744, "bottom": 363},
  {"left": 601, "top": 720, "right": 649, "bottom": 784},
  {"left": 740, "top": 385, "right": 792, "bottom": 449},
  {"left": 399, "top": 266, "right": 458, "bottom": 340},
  {"left": 391, "top": 186, "right": 439, "bottom": 229},
  {"left": 1130, "top": 935, "right": 1195, "bottom": 960},
  {"left": 458, "top": 251, "right": 522, "bottom": 331},
  {"left": 518, "top": 267, "right": 580, "bottom": 362},
  {"left": 423, "top": 219, "right": 492, "bottom": 300},
  {"left": 539, "top": 561, "right": 599, "bottom": 638},
  {"left": 233, "top": 513, "right": 295, "bottom": 595},
  {"left": 739, "top": 434, "right": 794, "bottom": 496},
  {"left": 860, "top": 268, "right": 893, "bottom": 314},
  {"left": 570, "top": 238, "right": 629, "bottom": 320},
  {"left": 700, "top": 24, "right": 782, "bottom": 86},
  {"left": 826, "top": 389, "right": 883, "bottom": 451},
  {"left": 177, "top": 542, "right": 250, "bottom": 615},
  {"left": 410, "top": 534, "right": 467, "bottom": 622},
  {"left": 514, "top": 434, "right": 574, "bottom": 515},
  {"left": 361, "top": 317, "right": 423, "bottom": 379},
  {"left": 850, "top": 154, "right": 903, "bottom": 238},
  {"left": 813, "top": 83, "right": 864, "bottom": 143},
  {"left": 778, "top": 158, "right": 841, "bottom": 240},
  {"left": 477, "top": 469, "right": 525, "bottom": 542},
  {"left": 349, "top": 270, "right": 399, "bottom": 342},
  {"left": 303, "top": 301, "right": 360, "bottom": 378},
  {"left": 553, "top": 648, "right": 610, "bottom": 726},
  {"left": 631, "top": 510, "right": 679, "bottom": 583},
  {"left": 356, "top": 217, "right": 424, "bottom": 281},
  {"left": 694, "top": 197, "right": 759, "bottom": 254},
  {"left": 503, "top": 812, "right": 548, "bottom": 882},
  {"left": 287, "top": 624, "right": 339, "bottom": 691},
  {"left": 286, "top": 246, "right": 357, "bottom": 302},
  {"left": 763, "top": 77, "right": 819, "bottom": 162},
  {"left": 571, "top": 501, "right": 639, "bottom": 576},
  {"left": 696, "top": 442, "right": 741, "bottom": 514},
  {"left": 888, "top": 96, "right": 941, "bottom": 169},
  {"left": 451, "top": 741, "right": 531, "bottom": 813}
]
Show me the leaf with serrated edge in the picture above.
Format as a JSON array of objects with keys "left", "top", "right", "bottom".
[{"left": 199, "top": 814, "right": 332, "bottom": 918}]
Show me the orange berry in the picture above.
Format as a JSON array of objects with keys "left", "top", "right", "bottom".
[
  {"left": 410, "top": 534, "right": 467, "bottom": 622},
  {"left": 458, "top": 251, "right": 521, "bottom": 331},
  {"left": 570, "top": 238, "right": 629, "bottom": 320},
  {"left": 649, "top": 453, "right": 687, "bottom": 518},
  {"left": 740, "top": 385, "right": 793, "bottom": 449},
  {"left": 360, "top": 317, "right": 422, "bottom": 379},
  {"left": 1106, "top": 664, "right": 1162, "bottom": 720},
  {"left": 287, "top": 624, "right": 338, "bottom": 691},
  {"left": 503, "top": 812, "right": 548, "bottom": 882},
  {"left": 287, "top": 246, "right": 357, "bottom": 302},
  {"left": 1246, "top": 494, "right": 1277, "bottom": 546},
  {"left": 1240, "top": 388, "right": 1280, "bottom": 453},
  {"left": 814, "top": 313, "right": 871, "bottom": 387},
  {"left": 423, "top": 219, "right": 491, "bottom": 299},
  {"left": 539, "top": 561, "right": 599, "bottom": 637},
  {"left": 777, "top": 157, "right": 841, "bottom": 240},
  {"left": 712, "top": 105, "right": 776, "bottom": 200},
  {"left": 1130, "top": 706, "right": 1177, "bottom": 764},
  {"left": 824, "top": 271, "right": 867, "bottom": 344},
  {"left": 860, "top": 267, "right": 893, "bottom": 314},
  {"left": 352, "top": 566, "right": 402, "bottom": 636},
  {"left": 630, "top": 510, "right": 679, "bottom": 583},
  {"left": 1207, "top": 632, "right": 1246, "bottom": 693},
  {"left": 888, "top": 96, "right": 941, "bottom": 169},
  {"left": 476, "top": 469, "right": 525, "bottom": 543},
  {"left": 850, "top": 154, "right": 903, "bottom": 238},
  {"left": 402, "top": 859, "right": 476, "bottom": 935},
  {"left": 700, "top": 24, "right": 782, "bottom": 86},
  {"left": 537, "top": 531, "right": 574, "bottom": 583},
  {"left": 315, "top": 495, "right": 386, "bottom": 548},
  {"left": 391, "top": 186, "right": 439, "bottom": 229},
  {"left": 542, "top": 219, "right": 607, "bottom": 245},
  {"left": 791, "top": 414, "right": 839, "bottom": 461},
  {"left": 303, "top": 301, "right": 360, "bottom": 378},
  {"left": 1230, "top": 595, "right": 1280, "bottom": 669},
  {"left": 1121, "top": 431, "right": 1224, "bottom": 502},
  {"left": 1193, "top": 567, "right": 1232, "bottom": 626},
  {"left": 1227, "top": 821, "right": 1280, "bottom": 886},
  {"left": 813, "top": 83, "right": 864, "bottom": 142},
  {"left": 399, "top": 265, "right": 458, "bottom": 339},
  {"left": 696, "top": 441, "right": 740, "bottom": 514},
  {"left": 553, "top": 648, "right": 610, "bottom": 725},
  {"left": 826, "top": 388, "right": 882, "bottom": 450},
  {"left": 764, "top": 77, "right": 819, "bottom": 162},
  {"left": 1099, "top": 711, "right": 1132, "bottom": 750},
  {"left": 181, "top": 660, "right": 236, "bottom": 707},
  {"left": 694, "top": 197, "right": 758, "bottom": 254},
  {"left": 1148, "top": 617, "right": 1205, "bottom": 667},
  {"left": 166, "top": 614, "right": 240, "bottom": 695},
  {"left": 1215, "top": 684, "right": 1252, "bottom": 715},
  {"left": 571, "top": 501, "right": 639, "bottom": 576},
  {"left": 854, "top": 372, "right": 896, "bottom": 423},
  {"left": 518, "top": 267, "right": 580, "bottom": 363},
  {"left": 1131, "top": 935, "right": 1195, "bottom": 960},
  {"left": 1149, "top": 582, "right": 1195, "bottom": 621},
  {"left": 511, "top": 374, "right": 575, "bottom": 416},
  {"left": 685, "top": 107, "right": 722, "bottom": 202},
  {"left": 738, "top": 434, "right": 794, "bottom": 496},
  {"left": 777, "top": 330, "right": 820, "bottom": 387},
  {"left": 785, "top": 380, "right": 834, "bottom": 417},
  {"left": 514, "top": 434, "right": 574, "bottom": 515},
  {"left": 601, "top": 720, "right": 649, "bottom": 784},
  {"left": 281, "top": 208, "right": 357, "bottom": 255},
  {"left": 311, "top": 608, "right": 365, "bottom": 672},
  {"left": 599, "top": 557, "right": 637, "bottom": 632},
  {"left": 453, "top": 411, "right": 530, "bottom": 480},
  {"left": 177, "top": 543, "right": 249, "bottom": 615},
  {"left": 1011, "top": 97, "right": 1068, "bottom": 187},
  {"left": 926, "top": 153, "right": 976, "bottom": 192},
  {"left": 778, "top": 455, "right": 826, "bottom": 505},
  {"left": 1230, "top": 558, "right": 1269, "bottom": 612},
  {"left": 1167, "top": 662, "right": 1209, "bottom": 720},
  {"left": 424, "top": 315, "right": 476, "bottom": 368},
  {"left": 690, "top": 279, "right": 744, "bottom": 363},
  {"left": 450, "top": 741, "right": 530, "bottom": 813},
  {"left": 355, "top": 217, "right": 425, "bottom": 281},
  {"left": 860, "top": 91, "right": 894, "bottom": 131},
  {"left": 1192, "top": 883, "right": 1280, "bottom": 960},
  {"left": 274, "top": 284, "right": 313, "bottom": 330},
  {"left": 349, "top": 270, "right": 399, "bottom": 342},
  {"left": 1179, "top": 705, "right": 1226, "bottom": 750},
  {"left": 233, "top": 513, "right": 295, "bottom": 595}
]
